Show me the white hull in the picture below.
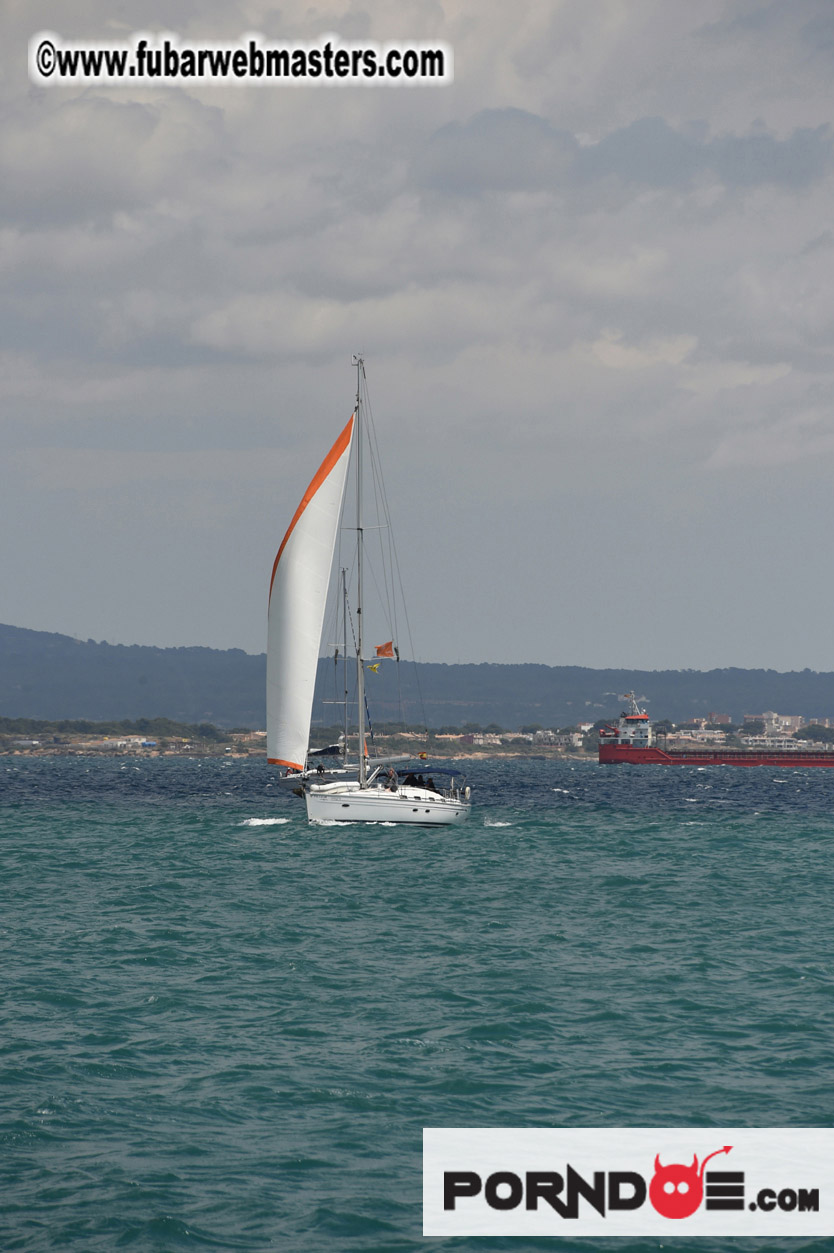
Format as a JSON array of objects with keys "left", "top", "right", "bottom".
[{"left": 305, "top": 781, "right": 470, "bottom": 825}]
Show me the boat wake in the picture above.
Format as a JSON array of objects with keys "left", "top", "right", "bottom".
[{"left": 240, "top": 817, "right": 290, "bottom": 827}]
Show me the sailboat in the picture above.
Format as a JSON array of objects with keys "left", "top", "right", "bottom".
[{"left": 267, "top": 356, "right": 471, "bottom": 826}]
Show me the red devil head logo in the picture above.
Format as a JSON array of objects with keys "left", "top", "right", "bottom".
[{"left": 649, "top": 1147, "right": 732, "bottom": 1219}]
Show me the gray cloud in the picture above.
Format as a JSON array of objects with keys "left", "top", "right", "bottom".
[
  {"left": 0, "top": 92, "right": 227, "bottom": 226},
  {"left": 416, "top": 108, "right": 833, "bottom": 195},
  {"left": 415, "top": 107, "right": 578, "bottom": 193},
  {"left": 2, "top": 1, "right": 834, "bottom": 670}
]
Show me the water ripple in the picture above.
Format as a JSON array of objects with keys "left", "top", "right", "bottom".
[{"left": 2, "top": 757, "right": 834, "bottom": 1250}]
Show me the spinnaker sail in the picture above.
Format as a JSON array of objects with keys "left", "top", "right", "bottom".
[{"left": 266, "top": 416, "right": 355, "bottom": 769}]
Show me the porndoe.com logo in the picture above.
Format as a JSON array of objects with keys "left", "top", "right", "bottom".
[{"left": 423, "top": 1128, "right": 834, "bottom": 1237}]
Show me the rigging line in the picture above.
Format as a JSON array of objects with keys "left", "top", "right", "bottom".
[
  {"left": 334, "top": 502, "right": 358, "bottom": 680},
  {"left": 361, "top": 376, "right": 411, "bottom": 634},
  {"left": 369, "top": 466, "right": 396, "bottom": 635},
  {"left": 385, "top": 510, "right": 428, "bottom": 728},
  {"left": 339, "top": 594, "right": 363, "bottom": 752},
  {"left": 345, "top": 594, "right": 359, "bottom": 669},
  {"left": 364, "top": 557, "right": 396, "bottom": 641},
  {"left": 377, "top": 513, "right": 427, "bottom": 732},
  {"left": 359, "top": 368, "right": 428, "bottom": 732},
  {"left": 370, "top": 504, "right": 395, "bottom": 638},
  {"left": 360, "top": 373, "right": 398, "bottom": 640},
  {"left": 316, "top": 576, "right": 342, "bottom": 731},
  {"left": 358, "top": 368, "right": 425, "bottom": 731},
  {"left": 395, "top": 653, "right": 405, "bottom": 730},
  {"left": 364, "top": 692, "right": 376, "bottom": 750}
]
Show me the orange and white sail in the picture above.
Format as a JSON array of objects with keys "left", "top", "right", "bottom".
[{"left": 267, "top": 415, "right": 355, "bottom": 769}]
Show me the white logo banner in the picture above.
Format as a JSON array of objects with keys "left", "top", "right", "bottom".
[{"left": 424, "top": 1128, "right": 833, "bottom": 1237}]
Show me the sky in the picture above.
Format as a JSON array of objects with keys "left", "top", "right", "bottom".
[{"left": 3, "top": 0, "right": 834, "bottom": 671}]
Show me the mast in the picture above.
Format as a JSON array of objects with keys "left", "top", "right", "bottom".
[
  {"left": 341, "top": 567, "right": 349, "bottom": 761},
  {"left": 354, "top": 354, "right": 366, "bottom": 786}
]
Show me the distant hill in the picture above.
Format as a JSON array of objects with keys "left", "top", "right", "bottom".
[
  {"left": 0, "top": 624, "right": 264, "bottom": 728},
  {"left": 2, "top": 623, "right": 834, "bottom": 729}
]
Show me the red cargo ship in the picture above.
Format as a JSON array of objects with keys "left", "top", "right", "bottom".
[{"left": 598, "top": 694, "right": 834, "bottom": 767}]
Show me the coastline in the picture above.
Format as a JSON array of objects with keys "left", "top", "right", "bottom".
[{"left": 1, "top": 741, "right": 592, "bottom": 763}]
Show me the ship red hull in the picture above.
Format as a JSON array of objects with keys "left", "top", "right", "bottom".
[{"left": 599, "top": 744, "right": 834, "bottom": 767}]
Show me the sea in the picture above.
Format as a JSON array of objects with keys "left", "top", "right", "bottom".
[{"left": 2, "top": 755, "right": 834, "bottom": 1253}]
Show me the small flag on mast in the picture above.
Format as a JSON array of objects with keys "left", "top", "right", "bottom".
[{"left": 375, "top": 640, "right": 395, "bottom": 658}]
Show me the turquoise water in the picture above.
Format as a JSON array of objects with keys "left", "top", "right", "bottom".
[{"left": 2, "top": 756, "right": 834, "bottom": 1251}]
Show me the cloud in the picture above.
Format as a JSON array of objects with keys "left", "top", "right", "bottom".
[
  {"left": 679, "top": 359, "right": 792, "bottom": 397},
  {"left": 801, "top": 229, "right": 834, "bottom": 255},
  {"left": 415, "top": 108, "right": 834, "bottom": 197},
  {"left": 589, "top": 329, "right": 697, "bottom": 371},
  {"left": 9, "top": 446, "right": 288, "bottom": 491},
  {"left": 2, "top": 0, "right": 834, "bottom": 667},
  {"left": 0, "top": 91, "right": 226, "bottom": 226},
  {"left": 415, "top": 108, "right": 578, "bottom": 193},
  {"left": 706, "top": 408, "right": 834, "bottom": 469}
]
